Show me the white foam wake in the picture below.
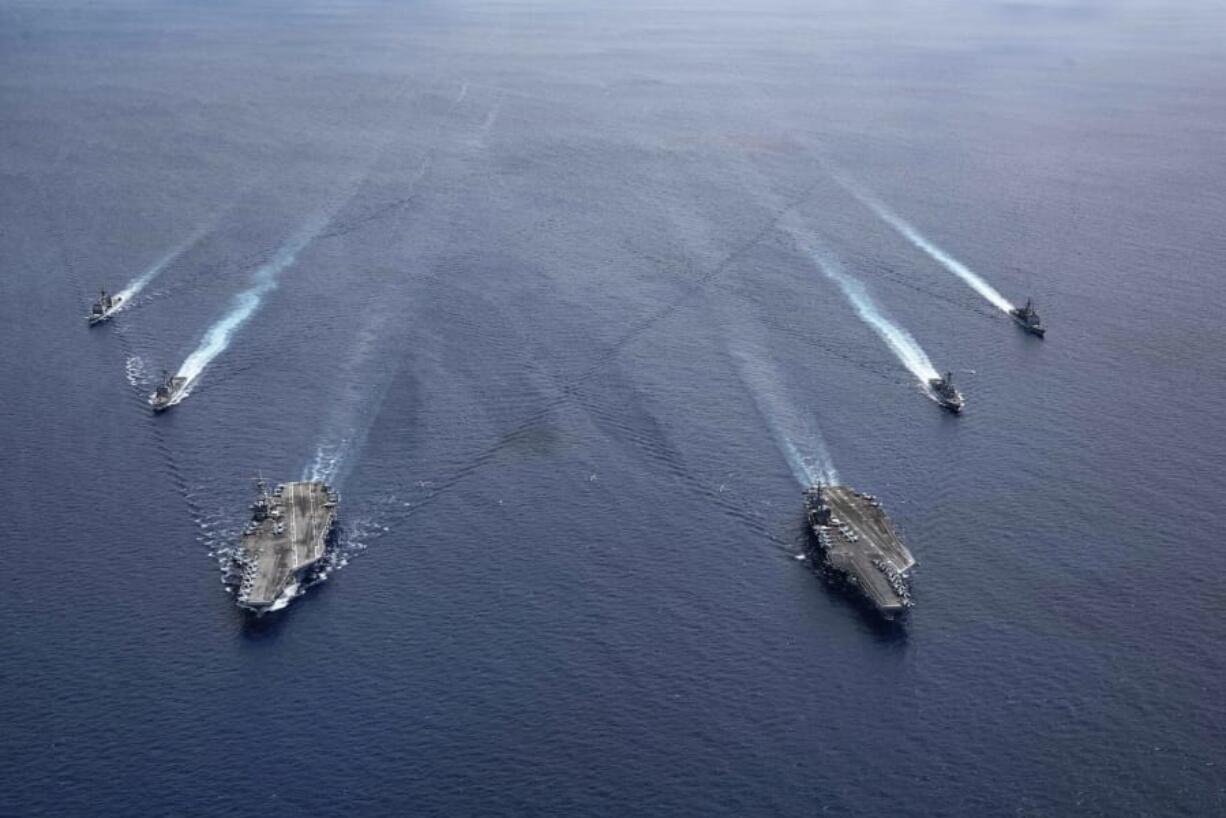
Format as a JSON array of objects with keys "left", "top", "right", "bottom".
[
  {"left": 786, "top": 222, "right": 940, "bottom": 385},
  {"left": 125, "top": 354, "right": 150, "bottom": 388},
  {"left": 305, "top": 445, "right": 342, "bottom": 485},
  {"left": 732, "top": 343, "right": 838, "bottom": 486},
  {"left": 835, "top": 175, "right": 1015, "bottom": 314},
  {"left": 301, "top": 388, "right": 390, "bottom": 487},
  {"left": 114, "top": 225, "right": 210, "bottom": 307},
  {"left": 302, "top": 307, "right": 396, "bottom": 487},
  {"left": 174, "top": 214, "right": 328, "bottom": 392}
]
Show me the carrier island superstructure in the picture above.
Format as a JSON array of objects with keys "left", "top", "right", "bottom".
[
  {"left": 803, "top": 484, "right": 916, "bottom": 618},
  {"left": 226, "top": 479, "right": 339, "bottom": 613}
]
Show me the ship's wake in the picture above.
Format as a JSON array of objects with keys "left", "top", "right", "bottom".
[
  {"left": 323, "top": 515, "right": 388, "bottom": 573},
  {"left": 114, "top": 225, "right": 212, "bottom": 309},
  {"left": 162, "top": 78, "right": 430, "bottom": 404},
  {"left": 124, "top": 354, "right": 150, "bottom": 388},
  {"left": 302, "top": 405, "right": 388, "bottom": 489},
  {"left": 171, "top": 213, "right": 329, "bottom": 397},
  {"left": 732, "top": 343, "right": 838, "bottom": 486},
  {"left": 302, "top": 308, "right": 399, "bottom": 488},
  {"left": 833, "top": 173, "right": 1015, "bottom": 314},
  {"left": 305, "top": 445, "right": 342, "bottom": 486},
  {"left": 786, "top": 221, "right": 941, "bottom": 388}
]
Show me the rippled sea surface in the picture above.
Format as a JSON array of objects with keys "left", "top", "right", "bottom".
[{"left": 2, "top": 1, "right": 1224, "bottom": 814}]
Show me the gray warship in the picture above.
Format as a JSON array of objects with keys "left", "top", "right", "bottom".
[
  {"left": 87, "top": 290, "right": 123, "bottom": 325},
  {"left": 227, "top": 479, "right": 339, "bottom": 614},
  {"left": 928, "top": 371, "right": 964, "bottom": 413},
  {"left": 803, "top": 483, "right": 916, "bottom": 618},
  {"left": 149, "top": 370, "right": 187, "bottom": 412},
  {"left": 1009, "top": 299, "right": 1045, "bottom": 337}
]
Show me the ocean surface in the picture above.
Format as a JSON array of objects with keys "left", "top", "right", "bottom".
[{"left": 2, "top": 1, "right": 1224, "bottom": 814}]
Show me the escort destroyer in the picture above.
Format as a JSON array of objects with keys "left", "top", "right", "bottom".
[
  {"left": 928, "top": 371, "right": 964, "bottom": 413},
  {"left": 1009, "top": 298, "right": 1045, "bottom": 337},
  {"left": 149, "top": 370, "right": 188, "bottom": 412},
  {"left": 87, "top": 290, "right": 123, "bottom": 325}
]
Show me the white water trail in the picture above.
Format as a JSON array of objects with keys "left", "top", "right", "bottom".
[
  {"left": 124, "top": 354, "right": 150, "bottom": 388},
  {"left": 302, "top": 306, "right": 397, "bottom": 487},
  {"left": 732, "top": 343, "right": 838, "bottom": 487},
  {"left": 834, "top": 174, "right": 1014, "bottom": 313},
  {"left": 113, "top": 226, "right": 209, "bottom": 306},
  {"left": 167, "top": 73, "right": 429, "bottom": 397},
  {"left": 785, "top": 220, "right": 940, "bottom": 385},
  {"left": 299, "top": 80, "right": 472, "bottom": 484},
  {"left": 175, "top": 213, "right": 328, "bottom": 392}
]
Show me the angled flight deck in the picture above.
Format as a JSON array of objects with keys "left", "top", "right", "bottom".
[
  {"left": 804, "top": 484, "right": 916, "bottom": 618},
  {"left": 230, "top": 479, "right": 338, "bottom": 613}
]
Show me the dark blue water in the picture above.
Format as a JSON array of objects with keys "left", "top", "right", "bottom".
[{"left": 3, "top": 1, "right": 1224, "bottom": 814}]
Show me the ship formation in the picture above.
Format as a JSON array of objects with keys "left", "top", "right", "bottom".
[
  {"left": 803, "top": 484, "right": 915, "bottom": 618},
  {"left": 224, "top": 479, "right": 339, "bottom": 614},
  {"left": 85, "top": 227, "right": 1045, "bottom": 618}
]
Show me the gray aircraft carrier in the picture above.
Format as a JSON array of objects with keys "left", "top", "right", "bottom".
[
  {"left": 803, "top": 484, "right": 916, "bottom": 618},
  {"left": 229, "top": 479, "right": 338, "bottom": 613}
]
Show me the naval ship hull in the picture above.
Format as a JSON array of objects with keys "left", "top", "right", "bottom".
[
  {"left": 927, "top": 374, "right": 964, "bottom": 414},
  {"left": 230, "top": 480, "right": 338, "bottom": 614},
  {"left": 934, "top": 398, "right": 963, "bottom": 414},
  {"left": 803, "top": 485, "right": 916, "bottom": 619},
  {"left": 87, "top": 296, "right": 124, "bottom": 326},
  {"left": 1010, "top": 314, "right": 1046, "bottom": 337},
  {"left": 149, "top": 376, "right": 188, "bottom": 412}
]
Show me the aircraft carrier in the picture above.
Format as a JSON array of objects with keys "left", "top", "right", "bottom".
[
  {"left": 803, "top": 484, "right": 916, "bottom": 618},
  {"left": 227, "top": 479, "right": 339, "bottom": 613}
]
